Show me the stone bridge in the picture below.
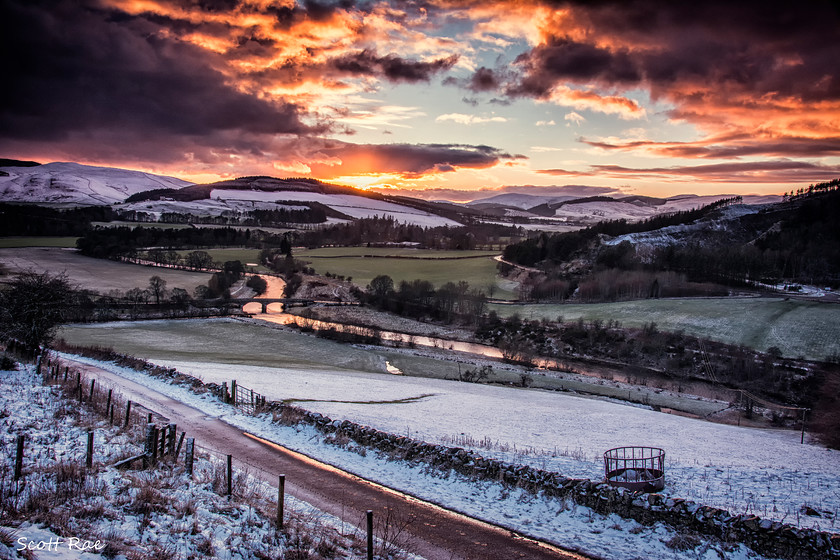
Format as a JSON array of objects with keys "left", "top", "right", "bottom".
[{"left": 227, "top": 298, "right": 314, "bottom": 313}]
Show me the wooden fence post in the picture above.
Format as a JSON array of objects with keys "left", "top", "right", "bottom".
[
  {"left": 14, "top": 435, "right": 24, "bottom": 481},
  {"left": 86, "top": 431, "right": 94, "bottom": 469},
  {"left": 175, "top": 432, "right": 186, "bottom": 462},
  {"left": 158, "top": 426, "right": 166, "bottom": 458},
  {"left": 106, "top": 389, "right": 112, "bottom": 419},
  {"left": 231, "top": 380, "right": 237, "bottom": 405},
  {"left": 144, "top": 424, "right": 158, "bottom": 468},
  {"left": 185, "top": 438, "right": 195, "bottom": 477},
  {"left": 227, "top": 455, "right": 233, "bottom": 499},
  {"left": 109, "top": 402, "right": 115, "bottom": 425},
  {"left": 367, "top": 510, "right": 374, "bottom": 560},
  {"left": 167, "top": 424, "right": 177, "bottom": 456},
  {"left": 277, "top": 475, "right": 285, "bottom": 529},
  {"left": 35, "top": 355, "right": 42, "bottom": 376},
  {"left": 124, "top": 401, "right": 132, "bottom": 428},
  {"left": 89, "top": 379, "right": 96, "bottom": 401}
]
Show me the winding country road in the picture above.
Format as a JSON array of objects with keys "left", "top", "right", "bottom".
[{"left": 65, "top": 357, "right": 593, "bottom": 560}]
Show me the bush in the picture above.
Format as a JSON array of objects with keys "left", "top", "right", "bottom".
[{"left": 0, "top": 354, "right": 17, "bottom": 370}]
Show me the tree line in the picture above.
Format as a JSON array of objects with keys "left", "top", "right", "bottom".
[{"left": 365, "top": 274, "right": 486, "bottom": 324}]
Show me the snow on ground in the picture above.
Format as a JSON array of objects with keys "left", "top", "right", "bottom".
[
  {"left": 0, "top": 162, "right": 190, "bottom": 205},
  {"left": 210, "top": 190, "right": 461, "bottom": 227},
  {"left": 140, "top": 358, "right": 840, "bottom": 534},
  {"left": 60, "top": 357, "right": 837, "bottom": 560},
  {"left": 60, "top": 354, "right": 816, "bottom": 559},
  {"left": 0, "top": 364, "right": 378, "bottom": 560}
]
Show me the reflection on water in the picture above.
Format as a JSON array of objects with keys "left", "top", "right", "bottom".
[
  {"left": 254, "top": 310, "right": 505, "bottom": 360},
  {"left": 385, "top": 361, "right": 403, "bottom": 375}
]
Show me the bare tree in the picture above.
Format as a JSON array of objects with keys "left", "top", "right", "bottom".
[
  {"left": 148, "top": 275, "right": 167, "bottom": 304},
  {"left": 0, "top": 270, "right": 74, "bottom": 354}
]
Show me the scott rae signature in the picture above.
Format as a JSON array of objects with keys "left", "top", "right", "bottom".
[{"left": 17, "top": 536, "right": 106, "bottom": 553}]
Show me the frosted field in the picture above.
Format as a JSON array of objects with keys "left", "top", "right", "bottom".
[
  {"left": 60, "top": 355, "right": 780, "bottom": 560},
  {"left": 58, "top": 318, "right": 840, "bottom": 533},
  {"left": 491, "top": 297, "right": 840, "bottom": 361},
  {"left": 157, "top": 357, "right": 840, "bottom": 532},
  {"left": 0, "top": 162, "right": 191, "bottom": 205},
  {"left": 210, "top": 189, "right": 461, "bottom": 227}
]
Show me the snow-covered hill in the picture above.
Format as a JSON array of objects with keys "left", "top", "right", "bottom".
[
  {"left": 469, "top": 192, "right": 782, "bottom": 227},
  {"left": 0, "top": 162, "right": 192, "bottom": 205}
]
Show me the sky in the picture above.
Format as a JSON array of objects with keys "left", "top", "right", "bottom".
[{"left": 2, "top": 0, "right": 840, "bottom": 200}]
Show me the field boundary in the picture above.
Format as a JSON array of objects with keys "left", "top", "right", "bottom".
[{"left": 50, "top": 344, "right": 840, "bottom": 560}]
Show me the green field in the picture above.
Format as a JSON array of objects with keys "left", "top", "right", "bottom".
[
  {"left": 169, "top": 248, "right": 269, "bottom": 273},
  {"left": 489, "top": 297, "right": 840, "bottom": 361},
  {"left": 296, "top": 247, "right": 515, "bottom": 299},
  {"left": 0, "top": 237, "right": 79, "bottom": 248}
]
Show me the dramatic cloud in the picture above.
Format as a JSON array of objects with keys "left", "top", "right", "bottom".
[
  {"left": 582, "top": 136, "right": 840, "bottom": 159},
  {"left": 331, "top": 50, "right": 459, "bottom": 83},
  {"left": 1, "top": 0, "right": 837, "bottom": 193},
  {"left": 501, "top": 0, "right": 840, "bottom": 132},
  {"left": 540, "top": 160, "right": 840, "bottom": 183},
  {"left": 302, "top": 141, "right": 523, "bottom": 178}
]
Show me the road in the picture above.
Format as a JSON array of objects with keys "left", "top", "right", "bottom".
[{"left": 66, "top": 357, "right": 593, "bottom": 560}]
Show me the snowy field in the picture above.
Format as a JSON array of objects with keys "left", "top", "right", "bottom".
[
  {"left": 0, "top": 162, "right": 190, "bottom": 205},
  {"left": 210, "top": 189, "right": 461, "bottom": 227},
  {"left": 59, "top": 354, "right": 779, "bottom": 560},
  {"left": 147, "top": 357, "right": 840, "bottom": 534}
]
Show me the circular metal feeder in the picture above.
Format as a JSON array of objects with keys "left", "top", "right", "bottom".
[{"left": 604, "top": 446, "right": 665, "bottom": 492}]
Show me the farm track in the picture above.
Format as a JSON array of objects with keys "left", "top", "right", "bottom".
[{"left": 65, "top": 357, "right": 593, "bottom": 560}]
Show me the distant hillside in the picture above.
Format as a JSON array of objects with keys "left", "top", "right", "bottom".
[
  {"left": 123, "top": 175, "right": 467, "bottom": 228},
  {"left": 0, "top": 161, "right": 191, "bottom": 205},
  {"left": 501, "top": 183, "right": 840, "bottom": 300}
]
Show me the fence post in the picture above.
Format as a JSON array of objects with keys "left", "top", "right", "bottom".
[
  {"left": 231, "top": 380, "right": 237, "bottom": 405},
  {"left": 124, "top": 400, "right": 132, "bottom": 428},
  {"left": 35, "top": 355, "right": 42, "bottom": 376},
  {"left": 158, "top": 426, "right": 166, "bottom": 458},
  {"left": 109, "top": 401, "right": 115, "bottom": 425},
  {"left": 167, "top": 424, "right": 177, "bottom": 456},
  {"left": 175, "top": 432, "right": 186, "bottom": 462},
  {"left": 86, "top": 431, "right": 94, "bottom": 469},
  {"left": 106, "top": 389, "right": 112, "bottom": 419},
  {"left": 89, "top": 379, "right": 96, "bottom": 401},
  {"left": 185, "top": 438, "right": 195, "bottom": 477},
  {"left": 144, "top": 424, "right": 158, "bottom": 468},
  {"left": 222, "top": 382, "right": 228, "bottom": 403},
  {"left": 277, "top": 474, "right": 285, "bottom": 529},
  {"left": 367, "top": 510, "right": 374, "bottom": 560},
  {"left": 227, "top": 455, "right": 233, "bottom": 499},
  {"left": 14, "top": 435, "right": 24, "bottom": 481}
]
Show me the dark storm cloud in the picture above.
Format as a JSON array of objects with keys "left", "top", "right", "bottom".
[
  {"left": 510, "top": 38, "right": 640, "bottom": 98},
  {"left": 0, "top": 0, "right": 320, "bottom": 155},
  {"left": 331, "top": 50, "right": 459, "bottom": 83},
  {"left": 506, "top": 0, "right": 840, "bottom": 102},
  {"left": 307, "top": 141, "right": 523, "bottom": 177}
]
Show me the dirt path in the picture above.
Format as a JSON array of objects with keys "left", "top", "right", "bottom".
[{"left": 66, "top": 358, "right": 592, "bottom": 560}]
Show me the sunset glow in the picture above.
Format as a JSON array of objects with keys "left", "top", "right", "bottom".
[{"left": 2, "top": 0, "right": 839, "bottom": 198}]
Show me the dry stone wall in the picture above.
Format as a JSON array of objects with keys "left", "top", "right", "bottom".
[{"left": 264, "top": 403, "right": 839, "bottom": 560}]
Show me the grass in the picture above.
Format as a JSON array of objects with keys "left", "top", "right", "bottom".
[
  {"left": 0, "top": 247, "right": 211, "bottom": 293},
  {"left": 0, "top": 236, "right": 79, "bottom": 248},
  {"left": 169, "top": 247, "right": 269, "bottom": 272},
  {"left": 295, "top": 247, "right": 515, "bottom": 299},
  {"left": 488, "top": 297, "right": 840, "bottom": 362}
]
